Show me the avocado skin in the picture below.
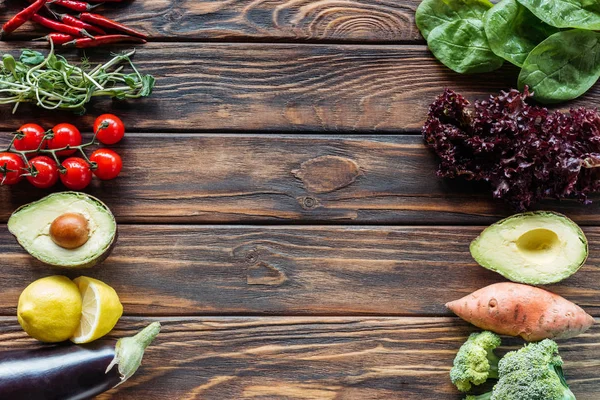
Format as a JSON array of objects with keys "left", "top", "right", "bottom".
[
  {"left": 9, "top": 192, "right": 117, "bottom": 269},
  {"left": 470, "top": 211, "right": 588, "bottom": 285}
]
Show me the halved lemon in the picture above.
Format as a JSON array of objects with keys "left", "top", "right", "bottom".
[{"left": 70, "top": 276, "right": 123, "bottom": 344}]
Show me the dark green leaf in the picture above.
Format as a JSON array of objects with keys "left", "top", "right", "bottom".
[
  {"left": 428, "top": 19, "right": 504, "bottom": 74},
  {"left": 19, "top": 50, "right": 45, "bottom": 66},
  {"left": 484, "top": 0, "right": 559, "bottom": 67},
  {"left": 416, "top": 0, "right": 494, "bottom": 40},
  {"left": 140, "top": 75, "right": 155, "bottom": 97},
  {"left": 123, "top": 74, "right": 139, "bottom": 88},
  {"left": 519, "top": 29, "right": 600, "bottom": 103},
  {"left": 517, "top": 0, "right": 600, "bottom": 29}
]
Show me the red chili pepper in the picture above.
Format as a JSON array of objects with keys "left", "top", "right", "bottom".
[
  {"left": 48, "top": 0, "right": 101, "bottom": 12},
  {"left": 0, "top": 0, "right": 48, "bottom": 38},
  {"left": 63, "top": 34, "right": 146, "bottom": 48},
  {"left": 33, "top": 32, "right": 76, "bottom": 45},
  {"left": 32, "top": 13, "right": 94, "bottom": 38},
  {"left": 56, "top": 13, "right": 106, "bottom": 35},
  {"left": 79, "top": 13, "right": 147, "bottom": 39}
]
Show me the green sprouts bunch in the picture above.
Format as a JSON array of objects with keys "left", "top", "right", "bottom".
[{"left": 0, "top": 39, "right": 154, "bottom": 114}]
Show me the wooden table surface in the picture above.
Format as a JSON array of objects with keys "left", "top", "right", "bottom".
[{"left": 1, "top": 1, "right": 599, "bottom": 399}]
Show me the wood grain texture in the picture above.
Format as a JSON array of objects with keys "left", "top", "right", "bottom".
[
  {"left": 1, "top": 224, "right": 599, "bottom": 316},
  {"left": 0, "top": 316, "right": 597, "bottom": 399},
  {"left": 0, "top": 134, "right": 505, "bottom": 224},
  {"left": 0, "top": 42, "right": 598, "bottom": 133},
  {"left": 2, "top": 134, "right": 600, "bottom": 225},
  {"left": 0, "top": 42, "right": 596, "bottom": 133},
  {"left": 3, "top": 42, "right": 596, "bottom": 133},
  {"left": 0, "top": 0, "right": 422, "bottom": 43}
]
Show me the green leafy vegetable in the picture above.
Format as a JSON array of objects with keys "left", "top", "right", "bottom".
[
  {"left": 415, "top": 0, "right": 494, "bottom": 39},
  {"left": 519, "top": 29, "right": 600, "bottom": 103},
  {"left": 517, "top": 0, "right": 600, "bottom": 30},
  {"left": 427, "top": 19, "right": 504, "bottom": 74},
  {"left": 2, "top": 55, "right": 16, "bottom": 78},
  {"left": 416, "top": 0, "right": 600, "bottom": 102},
  {"left": 484, "top": 0, "right": 558, "bottom": 67},
  {"left": 19, "top": 50, "right": 45, "bottom": 66},
  {"left": 0, "top": 41, "right": 155, "bottom": 114}
]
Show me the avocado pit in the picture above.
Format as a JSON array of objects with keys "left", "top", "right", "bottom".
[{"left": 50, "top": 213, "right": 90, "bottom": 250}]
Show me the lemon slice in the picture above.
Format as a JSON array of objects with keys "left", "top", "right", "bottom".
[{"left": 70, "top": 276, "right": 123, "bottom": 344}]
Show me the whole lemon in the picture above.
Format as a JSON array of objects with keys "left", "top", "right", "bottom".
[{"left": 17, "top": 276, "right": 83, "bottom": 342}]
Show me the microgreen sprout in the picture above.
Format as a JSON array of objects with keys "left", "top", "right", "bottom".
[{"left": 0, "top": 38, "right": 154, "bottom": 114}]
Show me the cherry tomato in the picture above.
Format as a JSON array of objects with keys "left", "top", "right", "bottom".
[
  {"left": 94, "top": 114, "right": 124, "bottom": 145},
  {"left": 14, "top": 124, "right": 46, "bottom": 153},
  {"left": 60, "top": 157, "right": 92, "bottom": 190},
  {"left": 27, "top": 156, "right": 59, "bottom": 189},
  {"left": 47, "top": 123, "right": 82, "bottom": 156},
  {"left": 89, "top": 149, "right": 122, "bottom": 180},
  {"left": 0, "top": 152, "right": 25, "bottom": 185}
]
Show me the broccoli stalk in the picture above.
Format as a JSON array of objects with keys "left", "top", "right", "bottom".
[{"left": 450, "top": 331, "right": 501, "bottom": 392}]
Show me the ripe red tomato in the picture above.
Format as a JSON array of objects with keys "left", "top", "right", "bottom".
[
  {"left": 60, "top": 157, "right": 92, "bottom": 190},
  {"left": 0, "top": 152, "right": 25, "bottom": 185},
  {"left": 27, "top": 156, "right": 59, "bottom": 189},
  {"left": 94, "top": 114, "right": 124, "bottom": 145},
  {"left": 90, "top": 149, "right": 122, "bottom": 180},
  {"left": 47, "top": 123, "right": 82, "bottom": 156},
  {"left": 14, "top": 124, "right": 46, "bottom": 153}
]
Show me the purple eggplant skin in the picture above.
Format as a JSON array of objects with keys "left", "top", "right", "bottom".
[
  {"left": 0, "top": 322, "right": 160, "bottom": 400},
  {"left": 0, "top": 341, "right": 121, "bottom": 400}
]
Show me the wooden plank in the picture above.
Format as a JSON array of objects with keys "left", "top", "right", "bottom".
[
  {"left": 3, "top": 134, "right": 600, "bottom": 225},
  {"left": 0, "top": 0, "right": 423, "bottom": 43},
  {"left": 0, "top": 42, "right": 576, "bottom": 132},
  {"left": 0, "top": 42, "right": 596, "bottom": 133},
  {"left": 0, "top": 134, "right": 507, "bottom": 225},
  {"left": 0, "top": 316, "right": 597, "bottom": 399},
  {"left": 1, "top": 225, "right": 599, "bottom": 316}
]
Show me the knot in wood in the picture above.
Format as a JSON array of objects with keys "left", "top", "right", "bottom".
[
  {"left": 300, "top": 196, "right": 318, "bottom": 209},
  {"left": 244, "top": 248, "right": 260, "bottom": 265},
  {"left": 292, "top": 155, "right": 360, "bottom": 193}
]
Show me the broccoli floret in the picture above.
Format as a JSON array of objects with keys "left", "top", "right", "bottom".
[
  {"left": 464, "top": 394, "right": 492, "bottom": 400},
  {"left": 491, "top": 339, "right": 576, "bottom": 400},
  {"left": 450, "top": 331, "right": 501, "bottom": 392}
]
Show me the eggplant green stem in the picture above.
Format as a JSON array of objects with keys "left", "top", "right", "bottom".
[{"left": 106, "top": 322, "right": 161, "bottom": 386}]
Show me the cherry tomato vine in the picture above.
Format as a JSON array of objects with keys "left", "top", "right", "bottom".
[{"left": 0, "top": 115, "right": 124, "bottom": 189}]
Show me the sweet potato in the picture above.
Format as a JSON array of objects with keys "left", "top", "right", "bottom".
[{"left": 446, "top": 282, "right": 595, "bottom": 341}]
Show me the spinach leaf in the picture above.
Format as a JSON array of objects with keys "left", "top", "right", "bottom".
[
  {"left": 428, "top": 18, "right": 504, "bottom": 74},
  {"left": 517, "top": 0, "right": 600, "bottom": 30},
  {"left": 140, "top": 75, "right": 155, "bottom": 97},
  {"left": 19, "top": 50, "right": 45, "bottom": 66},
  {"left": 484, "top": 0, "right": 558, "bottom": 67},
  {"left": 416, "top": 0, "right": 494, "bottom": 39},
  {"left": 518, "top": 29, "right": 600, "bottom": 103}
]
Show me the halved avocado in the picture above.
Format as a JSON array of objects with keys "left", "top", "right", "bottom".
[
  {"left": 8, "top": 192, "right": 117, "bottom": 268},
  {"left": 470, "top": 211, "right": 587, "bottom": 284}
]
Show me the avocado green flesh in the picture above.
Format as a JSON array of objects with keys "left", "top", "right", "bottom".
[
  {"left": 470, "top": 212, "right": 587, "bottom": 284},
  {"left": 8, "top": 192, "right": 116, "bottom": 268}
]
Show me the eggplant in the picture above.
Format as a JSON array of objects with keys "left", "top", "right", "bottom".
[{"left": 0, "top": 322, "right": 160, "bottom": 400}]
